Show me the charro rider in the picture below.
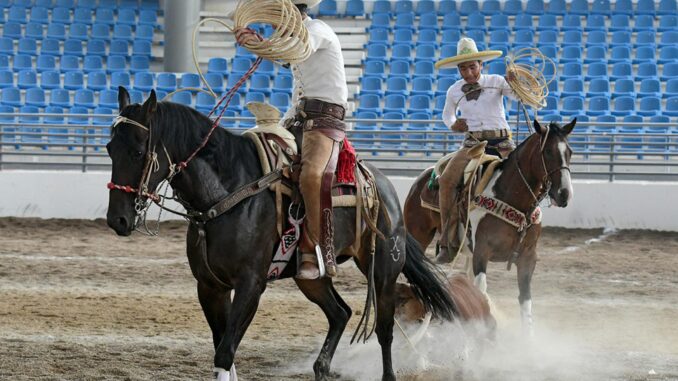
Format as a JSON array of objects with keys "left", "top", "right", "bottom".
[
  {"left": 245, "top": 0, "right": 348, "bottom": 280},
  {"left": 434, "top": 37, "right": 519, "bottom": 264}
]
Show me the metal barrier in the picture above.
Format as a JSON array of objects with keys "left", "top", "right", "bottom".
[{"left": 1, "top": 113, "right": 677, "bottom": 181}]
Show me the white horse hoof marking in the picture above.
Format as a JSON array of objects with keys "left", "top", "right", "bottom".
[{"left": 213, "top": 367, "right": 231, "bottom": 381}]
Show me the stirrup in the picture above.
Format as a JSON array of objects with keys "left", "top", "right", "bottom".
[{"left": 295, "top": 246, "right": 325, "bottom": 280}]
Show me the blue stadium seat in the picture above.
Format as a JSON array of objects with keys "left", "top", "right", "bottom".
[
  {"left": 459, "top": 0, "right": 479, "bottom": 16},
  {"left": 179, "top": 73, "right": 200, "bottom": 89},
  {"left": 383, "top": 94, "right": 407, "bottom": 114},
  {"left": 110, "top": 40, "right": 129, "bottom": 56},
  {"left": 248, "top": 74, "right": 270, "bottom": 96},
  {"left": 609, "top": 46, "right": 631, "bottom": 64},
  {"left": 658, "top": 15, "right": 678, "bottom": 32},
  {"left": 86, "top": 70, "right": 107, "bottom": 91},
  {"left": 36, "top": 55, "right": 57, "bottom": 73},
  {"left": 134, "top": 72, "right": 155, "bottom": 93},
  {"left": 82, "top": 56, "right": 103, "bottom": 74},
  {"left": 118, "top": 9, "right": 137, "bottom": 26},
  {"left": 634, "top": 46, "right": 656, "bottom": 65},
  {"left": 390, "top": 60, "right": 411, "bottom": 80},
  {"left": 586, "top": 62, "right": 608, "bottom": 81},
  {"left": 664, "top": 79, "right": 678, "bottom": 99},
  {"left": 25, "top": 23, "right": 45, "bottom": 39},
  {"left": 658, "top": 46, "right": 678, "bottom": 65},
  {"left": 503, "top": 0, "right": 524, "bottom": 14},
  {"left": 610, "top": 62, "right": 633, "bottom": 81},
  {"left": 586, "top": 78, "right": 610, "bottom": 98},
  {"left": 345, "top": 0, "right": 365, "bottom": 17},
  {"left": 411, "top": 77, "right": 434, "bottom": 99},
  {"left": 64, "top": 71, "right": 84, "bottom": 90},
  {"left": 441, "top": 13, "right": 461, "bottom": 30},
  {"left": 110, "top": 71, "right": 131, "bottom": 90},
  {"left": 545, "top": 78, "right": 560, "bottom": 98},
  {"left": 416, "top": 0, "right": 435, "bottom": 15},
  {"left": 661, "top": 62, "right": 678, "bottom": 81},
  {"left": 13, "top": 55, "right": 33, "bottom": 73},
  {"left": 562, "top": 14, "right": 582, "bottom": 32},
  {"left": 257, "top": 59, "right": 276, "bottom": 78},
  {"left": 56, "top": 0, "right": 76, "bottom": 8},
  {"left": 525, "top": 0, "right": 545, "bottom": 14},
  {"left": 585, "top": 30, "right": 607, "bottom": 49},
  {"left": 369, "top": 13, "right": 391, "bottom": 32},
  {"left": 95, "top": 9, "right": 115, "bottom": 26},
  {"left": 132, "top": 40, "right": 152, "bottom": 57},
  {"left": 130, "top": 56, "right": 150, "bottom": 73},
  {"left": 91, "top": 24, "right": 111, "bottom": 41},
  {"left": 270, "top": 92, "right": 289, "bottom": 114},
  {"left": 394, "top": 12, "right": 416, "bottom": 32},
  {"left": 352, "top": 111, "right": 378, "bottom": 148},
  {"left": 170, "top": 91, "right": 193, "bottom": 107},
  {"left": 536, "top": 14, "right": 557, "bottom": 32},
  {"left": 583, "top": 46, "right": 607, "bottom": 65},
  {"left": 385, "top": 76, "right": 408, "bottom": 97},
  {"left": 418, "top": 13, "right": 439, "bottom": 32},
  {"left": 489, "top": 13, "right": 509, "bottom": 31},
  {"left": 637, "top": 97, "right": 661, "bottom": 116},
  {"left": 373, "top": 0, "right": 392, "bottom": 15},
  {"left": 610, "top": 31, "right": 632, "bottom": 48},
  {"left": 18, "top": 70, "right": 37, "bottom": 89},
  {"left": 414, "top": 45, "right": 436, "bottom": 63},
  {"left": 611, "top": 96, "right": 635, "bottom": 116},
  {"left": 481, "top": 0, "right": 501, "bottom": 15},
  {"left": 26, "top": 87, "right": 47, "bottom": 108},
  {"left": 74, "top": 89, "right": 95, "bottom": 109},
  {"left": 561, "top": 96, "right": 585, "bottom": 117},
  {"left": 0, "top": 105, "right": 17, "bottom": 143},
  {"left": 433, "top": 94, "right": 446, "bottom": 113},
  {"left": 19, "top": 105, "right": 44, "bottom": 146},
  {"left": 633, "top": 15, "right": 655, "bottom": 33},
  {"left": 391, "top": 44, "right": 412, "bottom": 64},
  {"left": 636, "top": 63, "right": 658, "bottom": 81},
  {"left": 0, "top": 71, "right": 14, "bottom": 89},
  {"left": 613, "top": 0, "right": 634, "bottom": 15},
  {"left": 570, "top": 0, "right": 590, "bottom": 14},
  {"left": 368, "top": 28, "right": 389, "bottom": 47},
  {"left": 466, "top": 12, "right": 487, "bottom": 32},
  {"left": 612, "top": 78, "right": 636, "bottom": 98},
  {"left": 664, "top": 97, "right": 678, "bottom": 117},
  {"left": 365, "top": 44, "right": 388, "bottom": 64},
  {"left": 608, "top": 14, "right": 630, "bottom": 33},
  {"left": 435, "top": 77, "right": 455, "bottom": 97},
  {"left": 409, "top": 94, "right": 431, "bottom": 116},
  {"left": 659, "top": 31, "right": 678, "bottom": 49},
  {"left": 395, "top": 0, "right": 414, "bottom": 14},
  {"left": 380, "top": 111, "right": 406, "bottom": 150},
  {"left": 559, "top": 46, "right": 582, "bottom": 64},
  {"left": 560, "top": 62, "right": 583, "bottom": 81},
  {"left": 1, "top": 87, "right": 22, "bottom": 107},
  {"left": 591, "top": 0, "right": 611, "bottom": 15},
  {"left": 636, "top": 31, "right": 656, "bottom": 49},
  {"left": 393, "top": 29, "right": 413, "bottom": 47},
  {"left": 539, "top": 97, "right": 558, "bottom": 116},
  {"left": 8, "top": 7, "right": 28, "bottom": 24},
  {"left": 244, "top": 91, "right": 265, "bottom": 107},
  {"left": 51, "top": 7, "right": 71, "bottom": 24},
  {"left": 195, "top": 92, "right": 216, "bottom": 115},
  {"left": 512, "top": 29, "right": 534, "bottom": 50},
  {"left": 74, "top": 8, "right": 93, "bottom": 24},
  {"left": 562, "top": 31, "right": 583, "bottom": 47},
  {"left": 272, "top": 74, "right": 293, "bottom": 95},
  {"left": 114, "top": 25, "right": 134, "bottom": 42},
  {"left": 3, "top": 22, "right": 24, "bottom": 40},
  {"left": 561, "top": 78, "right": 585, "bottom": 98},
  {"left": 417, "top": 29, "right": 437, "bottom": 48},
  {"left": 585, "top": 14, "right": 606, "bottom": 32},
  {"left": 18, "top": 38, "right": 38, "bottom": 57},
  {"left": 537, "top": 30, "right": 558, "bottom": 48},
  {"left": 512, "top": 13, "right": 533, "bottom": 31},
  {"left": 364, "top": 61, "right": 386, "bottom": 82},
  {"left": 637, "top": 0, "right": 656, "bottom": 15},
  {"left": 658, "top": 0, "right": 678, "bottom": 15},
  {"left": 359, "top": 76, "right": 383, "bottom": 97},
  {"left": 60, "top": 55, "right": 81, "bottom": 73},
  {"left": 441, "top": 29, "right": 461, "bottom": 46},
  {"left": 155, "top": 73, "right": 177, "bottom": 93},
  {"left": 49, "top": 88, "right": 71, "bottom": 108},
  {"left": 438, "top": 0, "right": 457, "bottom": 15},
  {"left": 465, "top": 29, "right": 485, "bottom": 46},
  {"left": 64, "top": 39, "right": 84, "bottom": 57},
  {"left": 86, "top": 40, "right": 107, "bottom": 57}
]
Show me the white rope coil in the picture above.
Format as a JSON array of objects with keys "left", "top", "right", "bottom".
[{"left": 504, "top": 48, "right": 556, "bottom": 110}]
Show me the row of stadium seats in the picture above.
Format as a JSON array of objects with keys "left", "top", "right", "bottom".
[
  {"left": 315, "top": 0, "right": 678, "bottom": 18},
  {"left": 0, "top": 7, "right": 159, "bottom": 28},
  {"left": 0, "top": 39, "right": 153, "bottom": 58},
  {"left": 0, "top": 0, "right": 159, "bottom": 11},
  {"left": 0, "top": 54, "right": 152, "bottom": 73},
  {"left": 2, "top": 23, "right": 155, "bottom": 42}
]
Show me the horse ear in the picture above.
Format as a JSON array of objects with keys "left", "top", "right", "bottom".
[
  {"left": 562, "top": 117, "right": 577, "bottom": 135},
  {"left": 533, "top": 119, "right": 547, "bottom": 135},
  {"left": 141, "top": 90, "right": 157, "bottom": 120},
  {"left": 118, "top": 86, "right": 130, "bottom": 112}
]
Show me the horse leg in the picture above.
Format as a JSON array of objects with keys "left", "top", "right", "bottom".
[
  {"left": 294, "top": 278, "right": 351, "bottom": 381},
  {"left": 516, "top": 248, "right": 537, "bottom": 337},
  {"left": 197, "top": 283, "right": 232, "bottom": 351},
  {"left": 472, "top": 247, "right": 490, "bottom": 295},
  {"left": 213, "top": 279, "right": 265, "bottom": 381}
]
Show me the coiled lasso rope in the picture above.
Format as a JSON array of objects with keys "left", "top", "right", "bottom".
[
  {"left": 164, "top": 0, "right": 311, "bottom": 101},
  {"left": 504, "top": 47, "right": 556, "bottom": 134}
]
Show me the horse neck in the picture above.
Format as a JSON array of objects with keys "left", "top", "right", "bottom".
[
  {"left": 495, "top": 135, "right": 545, "bottom": 212},
  {"left": 163, "top": 119, "right": 261, "bottom": 211}
]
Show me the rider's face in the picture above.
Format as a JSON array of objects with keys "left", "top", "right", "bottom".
[{"left": 458, "top": 61, "right": 482, "bottom": 84}]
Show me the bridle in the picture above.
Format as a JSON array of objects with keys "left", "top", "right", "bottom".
[
  {"left": 514, "top": 125, "right": 571, "bottom": 212},
  {"left": 106, "top": 115, "right": 177, "bottom": 234}
]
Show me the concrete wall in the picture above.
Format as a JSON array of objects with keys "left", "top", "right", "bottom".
[{"left": 1, "top": 171, "right": 677, "bottom": 231}]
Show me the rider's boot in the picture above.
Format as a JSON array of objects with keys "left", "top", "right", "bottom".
[{"left": 436, "top": 142, "right": 487, "bottom": 264}]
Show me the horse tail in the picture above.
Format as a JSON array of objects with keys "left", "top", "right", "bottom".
[{"left": 402, "top": 233, "right": 458, "bottom": 321}]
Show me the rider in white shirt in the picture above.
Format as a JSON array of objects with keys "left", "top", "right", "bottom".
[{"left": 435, "top": 37, "right": 518, "bottom": 264}]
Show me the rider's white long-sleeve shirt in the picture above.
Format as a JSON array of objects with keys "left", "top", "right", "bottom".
[{"left": 442, "top": 74, "right": 519, "bottom": 132}]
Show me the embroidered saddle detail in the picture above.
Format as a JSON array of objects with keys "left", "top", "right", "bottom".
[{"left": 472, "top": 194, "right": 542, "bottom": 231}]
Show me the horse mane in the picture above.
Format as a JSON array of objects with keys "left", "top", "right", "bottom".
[{"left": 119, "top": 101, "right": 259, "bottom": 178}]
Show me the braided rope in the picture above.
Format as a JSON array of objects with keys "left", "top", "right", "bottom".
[{"left": 504, "top": 48, "right": 555, "bottom": 110}]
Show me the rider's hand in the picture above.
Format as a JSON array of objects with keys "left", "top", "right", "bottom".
[
  {"left": 451, "top": 119, "right": 468, "bottom": 132},
  {"left": 235, "top": 29, "right": 258, "bottom": 46},
  {"left": 505, "top": 70, "right": 516, "bottom": 83}
]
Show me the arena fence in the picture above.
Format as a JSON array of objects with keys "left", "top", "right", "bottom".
[{"left": 0, "top": 112, "right": 677, "bottom": 182}]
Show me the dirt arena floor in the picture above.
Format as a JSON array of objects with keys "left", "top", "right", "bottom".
[{"left": 1, "top": 217, "right": 677, "bottom": 381}]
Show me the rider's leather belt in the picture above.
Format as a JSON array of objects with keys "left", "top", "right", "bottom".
[
  {"left": 300, "top": 98, "right": 346, "bottom": 121},
  {"left": 466, "top": 129, "right": 510, "bottom": 140}
]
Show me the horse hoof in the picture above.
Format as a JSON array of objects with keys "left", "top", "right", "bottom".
[
  {"left": 213, "top": 368, "right": 230, "bottom": 381},
  {"left": 434, "top": 249, "right": 456, "bottom": 264}
]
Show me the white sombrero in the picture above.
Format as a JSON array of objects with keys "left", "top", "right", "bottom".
[
  {"left": 435, "top": 37, "right": 503, "bottom": 69},
  {"left": 292, "top": 0, "right": 322, "bottom": 8}
]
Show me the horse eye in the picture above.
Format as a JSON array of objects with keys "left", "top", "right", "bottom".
[{"left": 133, "top": 150, "right": 143, "bottom": 158}]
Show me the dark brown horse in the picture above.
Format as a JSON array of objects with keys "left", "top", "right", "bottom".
[
  {"left": 404, "top": 119, "right": 576, "bottom": 334},
  {"left": 105, "top": 89, "right": 457, "bottom": 381}
]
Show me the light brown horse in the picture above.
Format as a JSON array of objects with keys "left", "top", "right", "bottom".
[{"left": 404, "top": 119, "right": 576, "bottom": 333}]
